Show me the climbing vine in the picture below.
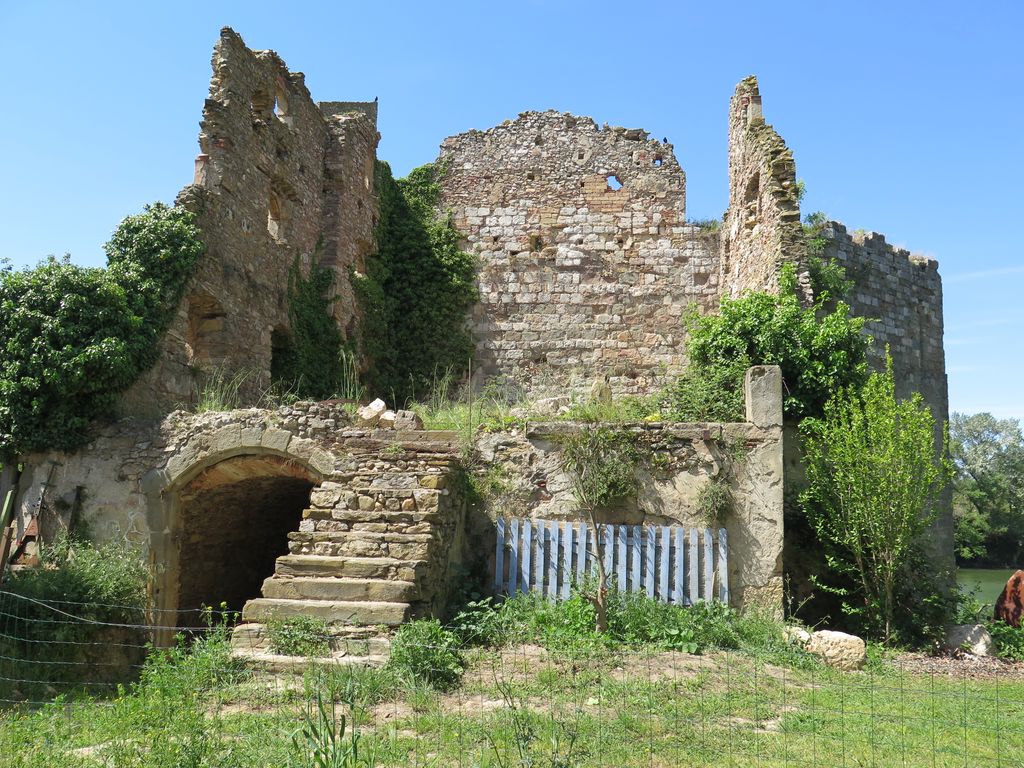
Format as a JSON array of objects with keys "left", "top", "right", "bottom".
[
  {"left": 0, "top": 203, "right": 203, "bottom": 459},
  {"left": 354, "top": 160, "right": 478, "bottom": 405},
  {"left": 271, "top": 255, "right": 345, "bottom": 399}
]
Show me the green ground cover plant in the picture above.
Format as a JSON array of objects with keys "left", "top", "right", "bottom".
[{"left": 267, "top": 616, "right": 332, "bottom": 658}]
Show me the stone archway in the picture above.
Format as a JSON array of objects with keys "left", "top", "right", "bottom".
[
  {"left": 143, "top": 423, "right": 334, "bottom": 639},
  {"left": 174, "top": 454, "right": 317, "bottom": 626}
]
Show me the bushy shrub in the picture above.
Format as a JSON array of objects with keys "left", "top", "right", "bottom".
[
  {"left": 0, "top": 535, "right": 149, "bottom": 699},
  {"left": 0, "top": 203, "right": 203, "bottom": 458},
  {"left": 987, "top": 621, "right": 1024, "bottom": 661},
  {"left": 387, "top": 619, "right": 464, "bottom": 691},
  {"left": 680, "top": 262, "right": 869, "bottom": 421},
  {"left": 267, "top": 615, "right": 331, "bottom": 657}
]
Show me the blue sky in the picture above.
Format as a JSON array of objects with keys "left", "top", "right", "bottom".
[{"left": 1, "top": 0, "right": 1020, "bottom": 418}]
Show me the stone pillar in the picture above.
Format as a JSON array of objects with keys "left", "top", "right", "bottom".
[{"left": 744, "top": 365, "right": 782, "bottom": 429}]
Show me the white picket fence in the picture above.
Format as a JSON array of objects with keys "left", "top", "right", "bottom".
[{"left": 494, "top": 518, "right": 729, "bottom": 605}]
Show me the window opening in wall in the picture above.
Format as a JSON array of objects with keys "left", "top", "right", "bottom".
[
  {"left": 743, "top": 172, "right": 760, "bottom": 227},
  {"left": 267, "top": 190, "right": 286, "bottom": 242},
  {"left": 577, "top": 150, "right": 585, "bottom": 160},
  {"left": 274, "top": 82, "right": 289, "bottom": 120},
  {"left": 606, "top": 174, "right": 624, "bottom": 191},
  {"left": 270, "top": 326, "right": 295, "bottom": 385},
  {"left": 527, "top": 171, "right": 536, "bottom": 181},
  {"left": 653, "top": 156, "right": 663, "bottom": 167},
  {"left": 534, "top": 135, "right": 544, "bottom": 146},
  {"left": 250, "top": 87, "right": 273, "bottom": 121}
]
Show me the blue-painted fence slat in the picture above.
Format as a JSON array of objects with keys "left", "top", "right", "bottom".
[
  {"left": 575, "top": 522, "right": 587, "bottom": 587},
  {"left": 703, "top": 528, "right": 714, "bottom": 602},
  {"left": 495, "top": 517, "right": 506, "bottom": 593},
  {"left": 689, "top": 529, "right": 699, "bottom": 603},
  {"left": 718, "top": 528, "right": 729, "bottom": 603},
  {"left": 659, "top": 526, "right": 670, "bottom": 601},
  {"left": 495, "top": 519, "right": 728, "bottom": 605},
  {"left": 521, "top": 521, "right": 532, "bottom": 595},
  {"left": 673, "top": 527, "right": 686, "bottom": 605},
  {"left": 508, "top": 518, "right": 519, "bottom": 595}
]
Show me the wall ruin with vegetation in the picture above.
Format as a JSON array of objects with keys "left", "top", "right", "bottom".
[
  {"left": 120, "top": 27, "right": 378, "bottom": 416},
  {"left": 466, "top": 367, "right": 785, "bottom": 609}
]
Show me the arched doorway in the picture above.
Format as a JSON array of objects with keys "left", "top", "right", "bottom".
[{"left": 166, "top": 453, "right": 320, "bottom": 627}]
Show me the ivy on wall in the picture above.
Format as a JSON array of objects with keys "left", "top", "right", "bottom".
[
  {"left": 0, "top": 203, "right": 204, "bottom": 459},
  {"left": 354, "top": 161, "right": 478, "bottom": 405},
  {"left": 270, "top": 256, "right": 344, "bottom": 400}
]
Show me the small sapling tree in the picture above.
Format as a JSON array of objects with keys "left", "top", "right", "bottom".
[
  {"left": 559, "top": 426, "right": 639, "bottom": 632},
  {"left": 799, "top": 354, "right": 953, "bottom": 644}
]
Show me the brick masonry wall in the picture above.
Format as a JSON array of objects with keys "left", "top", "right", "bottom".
[{"left": 437, "top": 111, "right": 720, "bottom": 396}]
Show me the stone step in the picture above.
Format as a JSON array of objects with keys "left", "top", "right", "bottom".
[
  {"left": 231, "top": 622, "right": 392, "bottom": 656},
  {"left": 231, "top": 647, "right": 388, "bottom": 673},
  {"left": 302, "top": 509, "right": 442, "bottom": 524},
  {"left": 287, "top": 531, "right": 434, "bottom": 559},
  {"left": 275, "top": 554, "right": 427, "bottom": 581},
  {"left": 261, "top": 576, "right": 419, "bottom": 603},
  {"left": 242, "top": 597, "right": 410, "bottom": 626}
]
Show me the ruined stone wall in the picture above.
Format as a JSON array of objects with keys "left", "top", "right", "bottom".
[
  {"left": 437, "top": 111, "right": 719, "bottom": 396},
  {"left": 721, "top": 77, "right": 808, "bottom": 300},
  {"left": 120, "top": 28, "right": 377, "bottom": 417},
  {"left": 468, "top": 367, "right": 786, "bottom": 610}
]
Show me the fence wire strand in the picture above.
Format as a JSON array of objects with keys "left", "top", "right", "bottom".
[{"left": 0, "top": 589, "right": 1022, "bottom": 766}]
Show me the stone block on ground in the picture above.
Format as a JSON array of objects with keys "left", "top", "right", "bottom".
[
  {"left": 357, "top": 399, "right": 387, "bottom": 427},
  {"left": 394, "top": 410, "right": 424, "bottom": 430},
  {"left": 805, "top": 630, "right": 866, "bottom": 671},
  {"left": 943, "top": 623, "right": 993, "bottom": 656}
]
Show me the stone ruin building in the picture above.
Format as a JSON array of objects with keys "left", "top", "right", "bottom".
[{"left": 1, "top": 28, "right": 950, "bottom": 659}]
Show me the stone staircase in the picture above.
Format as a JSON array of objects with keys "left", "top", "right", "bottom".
[{"left": 231, "top": 433, "right": 463, "bottom": 668}]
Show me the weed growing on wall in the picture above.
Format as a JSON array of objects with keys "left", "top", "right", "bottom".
[
  {"left": 0, "top": 203, "right": 203, "bottom": 459},
  {"left": 354, "top": 161, "right": 478, "bottom": 405},
  {"left": 267, "top": 616, "right": 331, "bottom": 657}
]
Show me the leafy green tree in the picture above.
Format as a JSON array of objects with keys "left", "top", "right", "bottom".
[
  {"left": 800, "top": 357, "right": 953, "bottom": 644},
  {"left": 559, "top": 427, "right": 640, "bottom": 632},
  {"left": 675, "top": 263, "right": 870, "bottom": 422},
  {"left": 950, "top": 412, "right": 1024, "bottom": 565},
  {"left": 0, "top": 203, "right": 203, "bottom": 459}
]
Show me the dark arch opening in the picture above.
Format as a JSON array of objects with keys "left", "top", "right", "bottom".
[{"left": 175, "top": 454, "right": 317, "bottom": 626}]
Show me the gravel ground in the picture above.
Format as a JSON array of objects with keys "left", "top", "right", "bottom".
[{"left": 888, "top": 651, "right": 1024, "bottom": 679}]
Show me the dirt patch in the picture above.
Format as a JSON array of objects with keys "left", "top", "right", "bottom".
[{"left": 887, "top": 651, "right": 1024, "bottom": 680}]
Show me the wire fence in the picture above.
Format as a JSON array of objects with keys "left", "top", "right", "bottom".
[{"left": 1, "top": 589, "right": 1024, "bottom": 767}]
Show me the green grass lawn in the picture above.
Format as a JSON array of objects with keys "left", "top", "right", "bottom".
[{"left": 3, "top": 641, "right": 1024, "bottom": 768}]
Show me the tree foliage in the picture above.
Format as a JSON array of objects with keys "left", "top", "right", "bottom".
[
  {"left": 950, "top": 411, "right": 1024, "bottom": 565},
  {"left": 354, "top": 161, "right": 478, "bottom": 405},
  {"left": 799, "top": 357, "right": 953, "bottom": 643},
  {"left": 0, "top": 203, "right": 203, "bottom": 458},
  {"left": 559, "top": 427, "right": 641, "bottom": 632},
  {"left": 676, "top": 263, "right": 870, "bottom": 422}
]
